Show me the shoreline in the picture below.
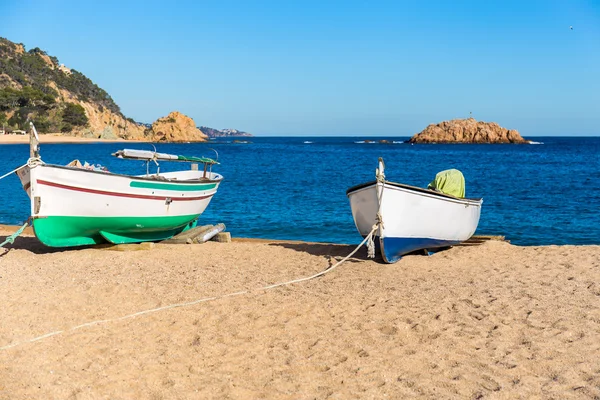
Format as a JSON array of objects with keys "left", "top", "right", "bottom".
[
  {"left": 0, "top": 133, "right": 144, "bottom": 144},
  {"left": 0, "top": 134, "right": 212, "bottom": 145},
  {"left": 0, "top": 224, "right": 600, "bottom": 252},
  {"left": 0, "top": 224, "right": 597, "bottom": 248},
  {"left": 0, "top": 224, "right": 350, "bottom": 247}
]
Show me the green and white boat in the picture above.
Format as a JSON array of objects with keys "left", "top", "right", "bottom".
[{"left": 17, "top": 124, "right": 222, "bottom": 247}]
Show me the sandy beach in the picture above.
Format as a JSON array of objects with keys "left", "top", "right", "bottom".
[
  {"left": 0, "top": 134, "right": 143, "bottom": 145},
  {"left": 0, "top": 226, "right": 599, "bottom": 399}
]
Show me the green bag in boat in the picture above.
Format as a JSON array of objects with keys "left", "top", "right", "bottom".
[{"left": 427, "top": 169, "right": 465, "bottom": 198}]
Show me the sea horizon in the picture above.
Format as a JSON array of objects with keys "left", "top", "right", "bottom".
[{"left": 242, "top": 134, "right": 600, "bottom": 138}]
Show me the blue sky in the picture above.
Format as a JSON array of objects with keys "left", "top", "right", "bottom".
[{"left": 1, "top": 0, "right": 599, "bottom": 136}]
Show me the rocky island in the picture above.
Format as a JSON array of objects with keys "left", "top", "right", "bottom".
[
  {"left": 151, "top": 111, "right": 207, "bottom": 142},
  {"left": 408, "top": 118, "right": 528, "bottom": 144}
]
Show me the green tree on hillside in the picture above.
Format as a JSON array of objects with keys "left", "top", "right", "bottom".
[
  {"left": 0, "top": 37, "right": 138, "bottom": 134},
  {"left": 8, "top": 108, "right": 29, "bottom": 130},
  {"left": 61, "top": 103, "right": 88, "bottom": 131},
  {"left": 0, "top": 87, "right": 55, "bottom": 110}
]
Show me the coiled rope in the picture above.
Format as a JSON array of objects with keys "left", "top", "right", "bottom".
[{"left": 0, "top": 225, "right": 379, "bottom": 351}]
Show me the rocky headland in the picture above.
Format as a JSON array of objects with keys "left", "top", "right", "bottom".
[
  {"left": 0, "top": 37, "right": 243, "bottom": 143},
  {"left": 408, "top": 118, "right": 528, "bottom": 144}
]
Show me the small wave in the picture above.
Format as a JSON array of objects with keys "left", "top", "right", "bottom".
[
  {"left": 303, "top": 141, "right": 313, "bottom": 144},
  {"left": 392, "top": 141, "right": 405, "bottom": 144},
  {"left": 354, "top": 141, "right": 376, "bottom": 144},
  {"left": 528, "top": 140, "right": 544, "bottom": 145}
]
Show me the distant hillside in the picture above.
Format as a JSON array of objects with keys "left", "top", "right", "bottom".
[
  {"left": 0, "top": 37, "right": 243, "bottom": 142},
  {"left": 199, "top": 126, "right": 253, "bottom": 138},
  {"left": 0, "top": 37, "right": 145, "bottom": 138}
]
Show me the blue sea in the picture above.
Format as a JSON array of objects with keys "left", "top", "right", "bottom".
[{"left": 0, "top": 136, "right": 598, "bottom": 246}]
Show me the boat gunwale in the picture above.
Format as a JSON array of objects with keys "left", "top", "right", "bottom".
[
  {"left": 34, "top": 163, "right": 224, "bottom": 185},
  {"left": 346, "top": 180, "right": 483, "bottom": 205}
]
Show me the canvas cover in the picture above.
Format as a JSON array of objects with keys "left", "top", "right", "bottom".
[{"left": 427, "top": 169, "right": 465, "bottom": 198}]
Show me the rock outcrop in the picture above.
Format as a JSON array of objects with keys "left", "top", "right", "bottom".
[
  {"left": 149, "top": 111, "right": 208, "bottom": 142},
  {"left": 408, "top": 118, "right": 528, "bottom": 144},
  {"left": 74, "top": 97, "right": 146, "bottom": 140}
]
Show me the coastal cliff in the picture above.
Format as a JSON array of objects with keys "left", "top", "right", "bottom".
[
  {"left": 408, "top": 118, "right": 528, "bottom": 144},
  {"left": 0, "top": 37, "right": 146, "bottom": 139},
  {"left": 0, "top": 37, "right": 219, "bottom": 142}
]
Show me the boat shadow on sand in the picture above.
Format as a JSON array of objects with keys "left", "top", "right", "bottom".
[
  {"left": 2, "top": 237, "right": 375, "bottom": 260},
  {"left": 268, "top": 241, "right": 455, "bottom": 264},
  {"left": 267, "top": 242, "right": 384, "bottom": 264},
  {"left": 0, "top": 235, "right": 106, "bottom": 255},
  {"left": 2, "top": 235, "right": 439, "bottom": 261}
]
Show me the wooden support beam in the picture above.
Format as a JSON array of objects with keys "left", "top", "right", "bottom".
[{"left": 210, "top": 232, "right": 231, "bottom": 243}]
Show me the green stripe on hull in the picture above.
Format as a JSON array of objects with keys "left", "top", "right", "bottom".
[
  {"left": 32, "top": 215, "right": 200, "bottom": 247},
  {"left": 130, "top": 181, "right": 217, "bottom": 191}
]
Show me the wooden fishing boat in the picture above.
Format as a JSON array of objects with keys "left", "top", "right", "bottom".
[
  {"left": 347, "top": 158, "right": 482, "bottom": 263},
  {"left": 16, "top": 124, "right": 222, "bottom": 247}
]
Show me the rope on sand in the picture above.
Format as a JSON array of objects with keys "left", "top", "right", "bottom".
[
  {"left": 0, "top": 226, "right": 379, "bottom": 352},
  {"left": 0, "top": 219, "right": 30, "bottom": 249}
]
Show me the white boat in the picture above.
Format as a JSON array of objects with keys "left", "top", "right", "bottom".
[
  {"left": 347, "top": 158, "right": 482, "bottom": 263},
  {"left": 16, "top": 123, "right": 223, "bottom": 247}
]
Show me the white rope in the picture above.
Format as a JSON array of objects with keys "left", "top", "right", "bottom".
[
  {"left": 0, "top": 157, "right": 45, "bottom": 182},
  {"left": 0, "top": 227, "right": 378, "bottom": 352},
  {"left": 0, "top": 164, "right": 27, "bottom": 181}
]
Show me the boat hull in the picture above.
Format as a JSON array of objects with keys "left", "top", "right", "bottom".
[
  {"left": 347, "top": 181, "right": 482, "bottom": 263},
  {"left": 19, "top": 164, "right": 222, "bottom": 247}
]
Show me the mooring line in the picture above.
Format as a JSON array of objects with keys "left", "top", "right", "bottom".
[{"left": 0, "top": 228, "right": 376, "bottom": 352}]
